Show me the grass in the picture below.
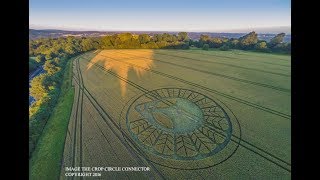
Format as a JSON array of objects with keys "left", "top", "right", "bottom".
[{"left": 30, "top": 57, "right": 75, "bottom": 180}]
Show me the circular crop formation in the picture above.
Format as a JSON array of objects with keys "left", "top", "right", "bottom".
[{"left": 121, "top": 88, "right": 241, "bottom": 169}]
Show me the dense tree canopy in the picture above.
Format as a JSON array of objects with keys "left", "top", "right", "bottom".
[
  {"left": 138, "top": 34, "right": 151, "bottom": 44},
  {"left": 43, "top": 60, "right": 61, "bottom": 75},
  {"left": 30, "top": 74, "right": 48, "bottom": 101},
  {"left": 98, "top": 33, "right": 189, "bottom": 49}
]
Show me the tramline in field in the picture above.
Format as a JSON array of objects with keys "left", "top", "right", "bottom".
[{"left": 60, "top": 49, "right": 291, "bottom": 179}]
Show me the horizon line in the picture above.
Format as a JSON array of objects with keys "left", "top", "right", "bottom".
[{"left": 29, "top": 26, "right": 291, "bottom": 35}]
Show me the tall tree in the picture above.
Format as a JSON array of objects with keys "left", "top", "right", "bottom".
[
  {"left": 269, "top": 33, "right": 286, "bottom": 48},
  {"left": 238, "top": 31, "right": 258, "bottom": 49}
]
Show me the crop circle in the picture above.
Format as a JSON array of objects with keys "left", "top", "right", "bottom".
[{"left": 121, "top": 88, "right": 241, "bottom": 169}]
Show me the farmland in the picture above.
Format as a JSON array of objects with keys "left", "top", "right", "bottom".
[{"left": 60, "top": 49, "right": 291, "bottom": 179}]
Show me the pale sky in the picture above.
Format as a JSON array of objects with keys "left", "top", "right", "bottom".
[{"left": 30, "top": 0, "right": 291, "bottom": 32}]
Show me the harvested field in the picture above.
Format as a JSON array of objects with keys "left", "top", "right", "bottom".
[{"left": 60, "top": 49, "right": 291, "bottom": 179}]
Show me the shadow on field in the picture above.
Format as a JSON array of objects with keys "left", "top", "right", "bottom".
[{"left": 87, "top": 50, "right": 155, "bottom": 97}]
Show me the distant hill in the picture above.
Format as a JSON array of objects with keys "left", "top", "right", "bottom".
[
  {"left": 186, "top": 32, "right": 291, "bottom": 42},
  {"left": 29, "top": 29, "right": 112, "bottom": 40},
  {"left": 29, "top": 29, "right": 291, "bottom": 42},
  {"left": 230, "top": 26, "right": 291, "bottom": 35}
]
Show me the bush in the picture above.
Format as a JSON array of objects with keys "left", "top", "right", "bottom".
[
  {"left": 202, "top": 44, "right": 209, "bottom": 50},
  {"left": 219, "top": 45, "right": 230, "bottom": 51}
]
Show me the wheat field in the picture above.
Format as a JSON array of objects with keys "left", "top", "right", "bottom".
[{"left": 60, "top": 49, "right": 291, "bottom": 179}]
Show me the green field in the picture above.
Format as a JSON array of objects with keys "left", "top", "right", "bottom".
[{"left": 60, "top": 49, "right": 290, "bottom": 179}]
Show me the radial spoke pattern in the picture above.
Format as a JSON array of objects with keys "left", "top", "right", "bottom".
[{"left": 126, "top": 88, "right": 234, "bottom": 160}]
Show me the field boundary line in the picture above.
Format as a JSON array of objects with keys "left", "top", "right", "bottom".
[
  {"left": 77, "top": 58, "right": 84, "bottom": 180},
  {"left": 69, "top": 60, "right": 80, "bottom": 180}
]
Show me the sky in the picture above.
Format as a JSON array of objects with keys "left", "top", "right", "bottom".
[{"left": 30, "top": 0, "right": 291, "bottom": 33}]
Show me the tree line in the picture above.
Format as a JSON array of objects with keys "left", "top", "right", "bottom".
[
  {"left": 30, "top": 32, "right": 290, "bottom": 61},
  {"left": 29, "top": 36, "right": 95, "bottom": 157},
  {"left": 192, "top": 32, "right": 290, "bottom": 53}
]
